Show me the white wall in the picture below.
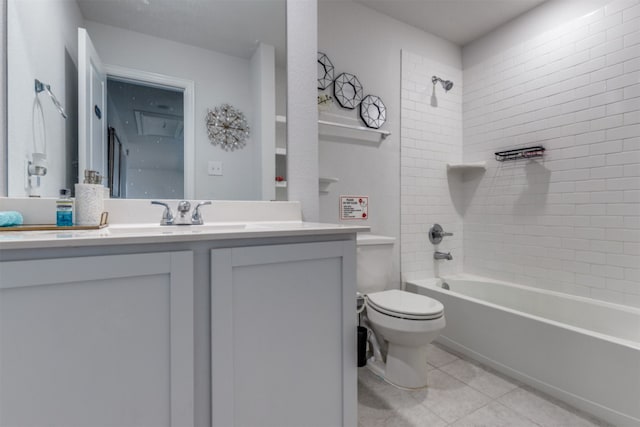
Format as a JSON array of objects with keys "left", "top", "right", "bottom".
[
  {"left": 251, "top": 43, "right": 276, "bottom": 201},
  {"left": 462, "top": 0, "right": 640, "bottom": 306},
  {"left": 7, "top": 0, "right": 82, "bottom": 196},
  {"left": 318, "top": 1, "right": 461, "bottom": 287},
  {"left": 287, "top": 0, "right": 319, "bottom": 220},
  {"left": 85, "top": 21, "right": 259, "bottom": 201},
  {"left": 1, "top": 0, "right": 6, "bottom": 196},
  {"left": 400, "top": 52, "right": 464, "bottom": 282}
]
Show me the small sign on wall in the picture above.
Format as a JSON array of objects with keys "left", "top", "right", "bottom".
[{"left": 340, "top": 196, "right": 368, "bottom": 220}]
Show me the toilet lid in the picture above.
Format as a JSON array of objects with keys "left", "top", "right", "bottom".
[{"left": 367, "top": 289, "right": 444, "bottom": 320}]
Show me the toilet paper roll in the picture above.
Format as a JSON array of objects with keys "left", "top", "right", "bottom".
[{"left": 75, "top": 183, "right": 104, "bottom": 226}]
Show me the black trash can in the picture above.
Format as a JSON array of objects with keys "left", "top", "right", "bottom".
[{"left": 357, "top": 326, "right": 367, "bottom": 367}]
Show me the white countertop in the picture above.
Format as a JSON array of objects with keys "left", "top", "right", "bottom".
[{"left": 0, "top": 221, "right": 370, "bottom": 250}]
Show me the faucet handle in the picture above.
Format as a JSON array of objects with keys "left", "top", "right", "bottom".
[
  {"left": 192, "top": 201, "right": 212, "bottom": 225},
  {"left": 151, "top": 201, "right": 174, "bottom": 225},
  {"left": 428, "top": 224, "right": 453, "bottom": 244}
]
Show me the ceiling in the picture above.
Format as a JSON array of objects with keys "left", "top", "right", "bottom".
[
  {"left": 354, "top": 0, "right": 548, "bottom": 46},
  {"left": 76, "top": 0, "right": 547, "bottom": 63},
  {"left": 76, "top": 0, "right": 286, "bottom": 65}
]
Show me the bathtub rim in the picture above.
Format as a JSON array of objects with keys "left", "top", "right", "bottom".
[{"left": 406, "top": 274, "right": 640, "bottom": 351}]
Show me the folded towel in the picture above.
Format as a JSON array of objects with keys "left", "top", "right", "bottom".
[{"left": 0, "top": 211, "right": 24, "bottom": 227}]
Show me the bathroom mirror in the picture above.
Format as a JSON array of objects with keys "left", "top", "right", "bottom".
[{"left": 7, "top": 0, "right": 286, "bottom": 201}]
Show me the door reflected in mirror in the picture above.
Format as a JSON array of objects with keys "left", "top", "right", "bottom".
[{"left": 7, "top": 0, "right": 286, "bottom": 201}]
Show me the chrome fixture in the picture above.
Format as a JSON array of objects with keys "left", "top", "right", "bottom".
[
  {"left": 432, "top": 76, "right": 453, "bottom": 92},
  {"left": 191, "top": 201, "right": 212, "bottom": 225},
  {"left": 151, "top": 201, "right": 175, "bottom": 225},
  {"left": 27, "top": 152, "right": 47, "bottom": 177},
  {"left": 428, "top": 224, "right": 453, "bottom": 244},
  {"left": 35, "top": 79, "right": 68, "bottom": 119},
  {"left": 434, "top": 251, "right": 453, "bottom": 261},
  {"left": 151, "top": 200, "right": 213, "bottom": 225},
  {"left": 175, "top": 200, "right": 192, "bottom": 225}
]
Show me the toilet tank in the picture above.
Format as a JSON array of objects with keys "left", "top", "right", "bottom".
[{"left": 356, "top": 234, "right": 395, "bottom": 295}]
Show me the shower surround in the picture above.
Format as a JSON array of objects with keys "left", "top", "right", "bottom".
[{"left": 401, "top": 0, "right": 640, "bottom": 308}]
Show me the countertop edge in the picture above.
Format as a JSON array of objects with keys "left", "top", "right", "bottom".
[{"left": 0, "top": 224, "right": 370, "bottom": 250}]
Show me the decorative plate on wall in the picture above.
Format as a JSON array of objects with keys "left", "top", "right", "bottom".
[
  {"left": 360, "top": 95, "right": 386, "bottom": 129},
  {"left": 317, "top": 52, "right": 334, "bottom": 90},
  {"left": 206, "top": 104, "right": 250, "bottom": 151},
  {"left": 333, "top": 73, "right": 363, "bottom": 110}
]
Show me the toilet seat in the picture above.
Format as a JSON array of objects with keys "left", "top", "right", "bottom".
[{"left": 367, "top": 289, "right": 444, "bottom": 320}]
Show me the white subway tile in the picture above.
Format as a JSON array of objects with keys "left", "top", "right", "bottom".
[
  {"left": 606, "top": 123, "right": 640, "bottom": 139},
  {"left": 589, "top": 88, "right": 624, "bottom": 106},
  {"left": 607, "top": 70, "right": 640, "bottom": 90},
  {"left": 624, "top": 164, "right": 640, "bottom": 176},
  {"left": 607, "top": 176, "right": 640, "bottom": 189},
  {"left": 606, "top": 278, "right": 640, "bottom": 294},
  {"left": 590, "top": 11, "right": 623, "bottom": 34},
  {"left": 607, "top": 150, "right": 640, "bottom": 165},
  {"left": 596, "top": 264, "right": 626, "bottom": 279},
  {"left": 591, "top": 215, "right": 624, "bottom": 227},
  {"left": 605, "top": 0, "right": 639, "bottom": 16},
  {"left": 624, "top": 242, "right": 640, "bottom": 255},
  {"left": 590, "top": 63, "right": 625, "bottom": 82},
  {"left": 624, "top": 83, "right": 640, "bottom": 98},
  {"left": 607, "top": 253, "right": 640, "bottom": 267},
  {"left": 606, "top": 202, "right": 640, "bottom": 214},
  {"left": 576, "top": 179, "right": 607, "bottom": 191},
  {"left": 590, "top": 190, "right": 625, "bottom": 202},
  {"left": 605, "top": 45, "right": 640, "bottom": 66},
  {"left": 590, "top": 113, "right": 624, "bottom": 130},
  {"left": 624, "top": 30, "right": 640, "bottom": 47}
]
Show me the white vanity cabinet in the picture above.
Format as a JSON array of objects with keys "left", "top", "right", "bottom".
[
  {"left": 0, "top": 251, "right": 195, "bottom": 427},
  {"left": 211, "top": 240, "right": 357, "bottom": 427},
  {"left": 0, "top": 227, "right": 359, "bottom": 427}
]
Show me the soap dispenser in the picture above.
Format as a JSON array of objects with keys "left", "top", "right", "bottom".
[{"left": 56, "top": 188, "right": 73, "bottom": 226}]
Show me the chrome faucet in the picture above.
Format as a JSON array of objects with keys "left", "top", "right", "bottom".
[
  {"left": 175, "top": 201, "right": 192, "bottom": 225},
  {"left": 150, "top": 201, "right": 175, "bottom": 225},
  {"left": 191, "top": 201, "right": 212, "bottom": 225},
  {"left": 434, "top": 251, "right": 453, "bottom": 261},
  {"left": 151, "top": 200, "right": 212, "bottom": 225}
]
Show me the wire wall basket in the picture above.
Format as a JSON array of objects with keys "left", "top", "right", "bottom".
[{"left": 495, "top": 146, "right": 545, "bottom": 162}]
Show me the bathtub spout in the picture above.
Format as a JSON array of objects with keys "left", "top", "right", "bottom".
[{"left": 434, "top": 251, "right": 452, "bottom": 260}]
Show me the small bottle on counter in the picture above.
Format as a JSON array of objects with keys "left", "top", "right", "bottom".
[{"left": 56, "top": 188, "right": 73, "bottom": 226}]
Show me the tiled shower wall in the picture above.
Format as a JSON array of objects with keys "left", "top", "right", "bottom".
[
  {"left": 400, "top": 52, "right": 463, "bottom": 282},
  {"left": 463, "top": 0, "right": 640, "bottom": 306}
]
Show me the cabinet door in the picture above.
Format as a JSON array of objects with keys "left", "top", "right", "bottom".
[
  {"left": 211, "top": 240, "right": 357, "bottom": 427},
  {"left": 0, "top": 251, "right": 194, "bottom": 427}
]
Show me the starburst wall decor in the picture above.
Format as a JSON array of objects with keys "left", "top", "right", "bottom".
[{"left": 206, "top": 104, "right": 250, "bottom": 151}]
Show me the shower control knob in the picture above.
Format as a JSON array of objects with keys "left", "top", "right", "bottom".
[{"left": 429, "top": 224, "right": 453, "bottom": 244}]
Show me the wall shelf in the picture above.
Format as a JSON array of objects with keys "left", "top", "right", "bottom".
[
  {"left": 319, "top": 177, "right": 339, "bottom": 194},
  {"left": 495, "top": 146, "right": 545, "bottom": 162},
  {"left": 446, "top": 161, "right": 487, "bottom": 172},
  {"left": 276, "top": 115, "right": 390, "bottom": 141}
]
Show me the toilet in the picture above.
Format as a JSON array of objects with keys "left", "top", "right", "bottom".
[{"left": 357, "top": 233, "right": 445, "bottom": 389}]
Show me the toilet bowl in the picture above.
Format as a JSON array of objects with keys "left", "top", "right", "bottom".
[{"left": 357, "top": 234, "right": 445, "bottom": 389}]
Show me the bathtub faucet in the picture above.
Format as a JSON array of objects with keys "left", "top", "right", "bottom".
[{"left": 434, "top": 251, "right": 453, "bottom": 261}]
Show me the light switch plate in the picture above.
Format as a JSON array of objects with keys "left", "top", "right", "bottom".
[{"left": 208, "top": 161, "right": 223, "bottom": 176}]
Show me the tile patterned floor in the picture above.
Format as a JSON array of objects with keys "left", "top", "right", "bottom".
[{"left": 358, "top": 344, "right": 611, "bottom": 427}]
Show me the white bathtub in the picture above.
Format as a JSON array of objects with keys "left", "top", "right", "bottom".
[{"left": 405, "top": 275, "right": 640, "bottom": 427}]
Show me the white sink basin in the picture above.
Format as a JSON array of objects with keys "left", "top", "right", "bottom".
[{"left": 108, "top": 223, "right": 247, "bottom": 235}]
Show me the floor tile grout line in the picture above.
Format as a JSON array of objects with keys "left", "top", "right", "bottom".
[{"left": 432, "top": 361, "right": 521, "bottom": 402}]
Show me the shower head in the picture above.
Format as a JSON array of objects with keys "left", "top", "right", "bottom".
[{"left": 432, "top": 76, "right": 454, "bottom": 92}]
